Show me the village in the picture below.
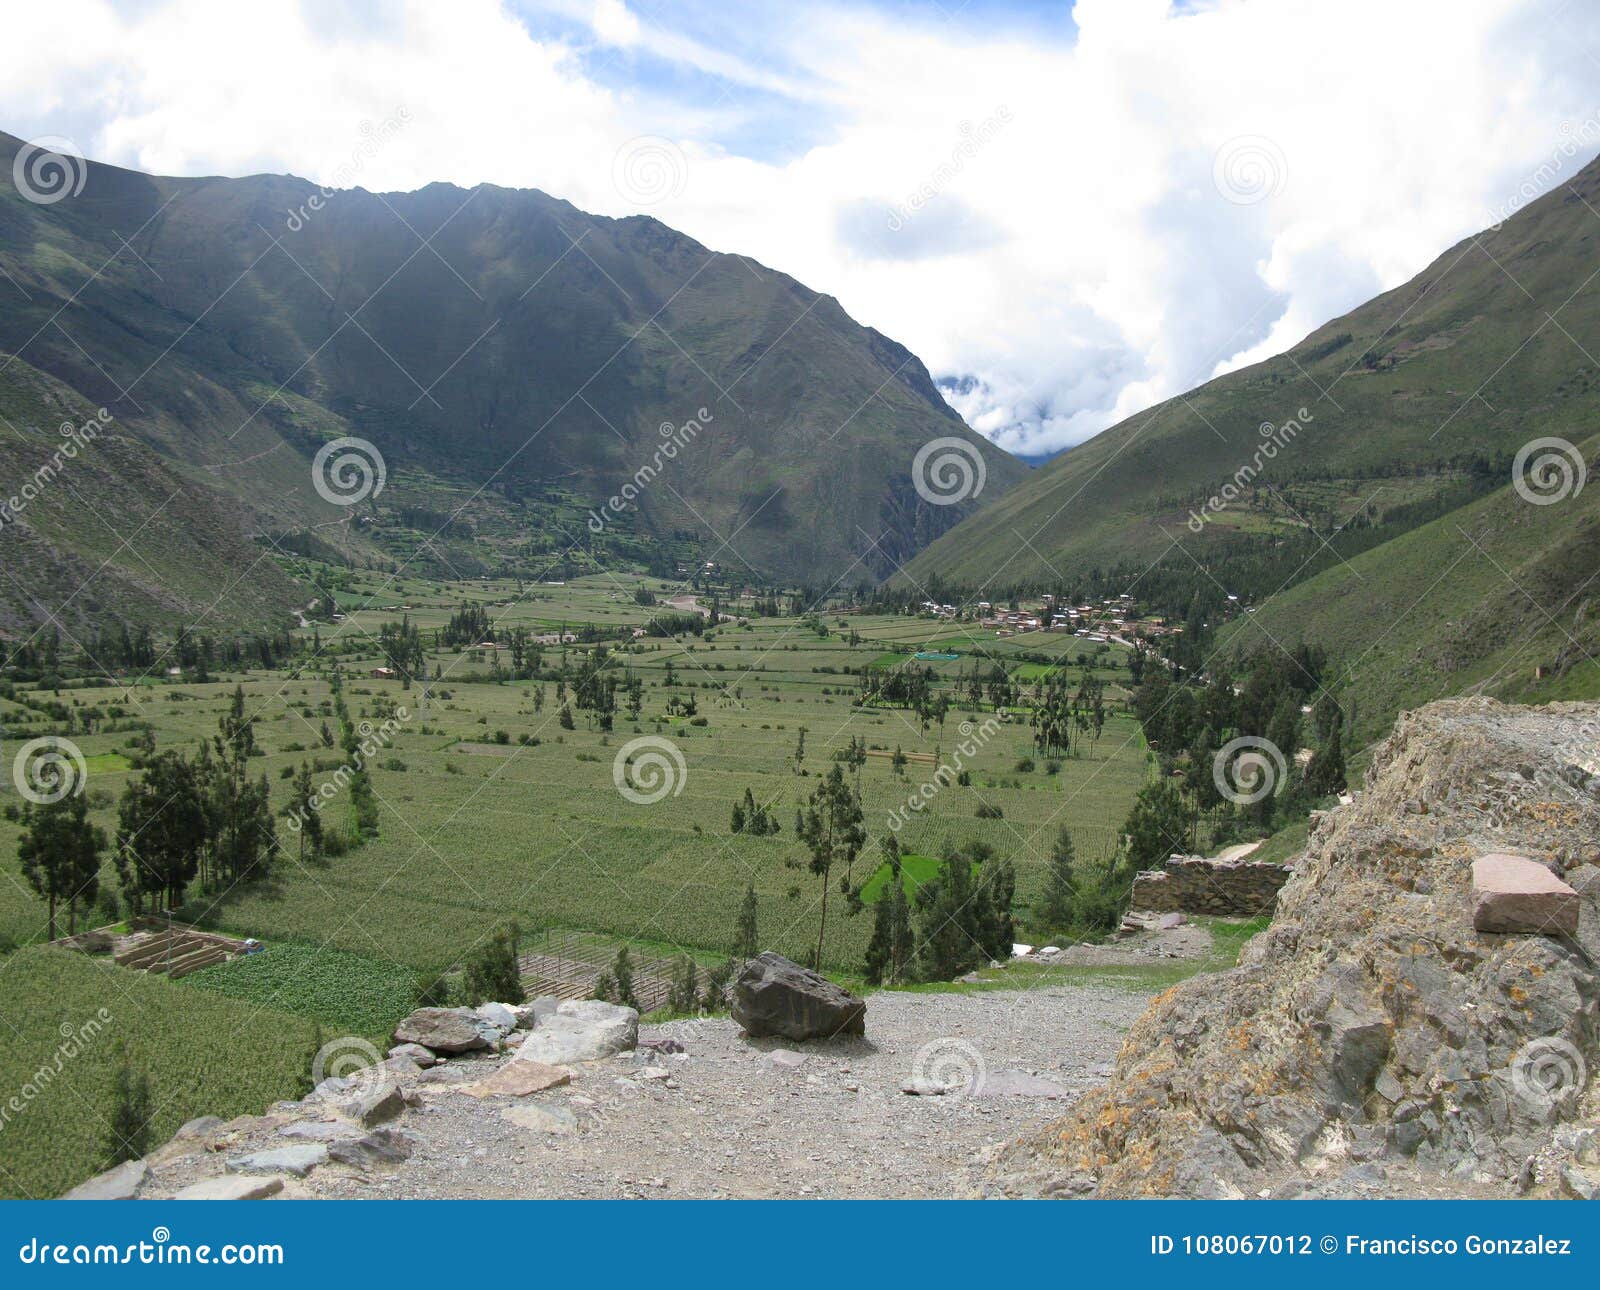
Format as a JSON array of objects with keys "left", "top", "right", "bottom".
[{"left": 914, "top": 592, "right": 1196, "bottom": 645}]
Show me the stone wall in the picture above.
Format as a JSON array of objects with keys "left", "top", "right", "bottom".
[{"left": 1129, "top": 854, "right": 1292, "bottom": 917}]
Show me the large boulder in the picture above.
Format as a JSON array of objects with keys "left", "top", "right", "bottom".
[
  {"left": 393, "top": 1007, "right": 489, "bottom": 1054},
  {"left": 730, "top": 952, "right": 866, "bottom": 1041},
  {"left": 515, "top": 1000, "right": 637, "bottom": 1064}
]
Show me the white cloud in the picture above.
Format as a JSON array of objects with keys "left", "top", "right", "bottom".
[{"left": 2, "top": 0, "right": 1596, "bottom": 456}]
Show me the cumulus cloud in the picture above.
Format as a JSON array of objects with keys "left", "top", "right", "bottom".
[{"left": 2, "top": 0, "right": 1596, "bottom": 457}]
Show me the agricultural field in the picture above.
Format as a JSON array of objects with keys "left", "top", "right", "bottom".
[
  {"left": 0, "top": 946, "right": 318, "bottom": 1200},
  {"left": 0, "top": 576, "right": 1153, "bottom": 1134}
]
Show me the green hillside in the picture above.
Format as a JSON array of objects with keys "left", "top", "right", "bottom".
[
  {"left": 1219, "top": 431, "right": 1600, "bottom": 749},
  {"left": 905, "top": 153, "right": 1600, "bottom": 601}
]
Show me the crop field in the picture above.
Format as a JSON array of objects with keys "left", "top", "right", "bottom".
[
  {"left": 0, "top": 946, "right": 318, "bottom": 1199},
  {"left": 0, "top": 574, "right": 1152, "bottom": 992}
]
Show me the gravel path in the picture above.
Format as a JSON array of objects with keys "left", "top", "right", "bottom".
[{"left": 144, "top": 983, "right": 1152, "bottom": 1201}]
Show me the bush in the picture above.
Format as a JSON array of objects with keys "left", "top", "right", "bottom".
[
  {"left": 461, "top": 923, "right": 524, "bottom": 1006},
  {"left": 975, "top": 802, "right": 1004, "bottom": 819}
]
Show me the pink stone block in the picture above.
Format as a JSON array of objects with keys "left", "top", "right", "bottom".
[{"left": 1472, "top": 852, "right": 1579, "bottom": 936}]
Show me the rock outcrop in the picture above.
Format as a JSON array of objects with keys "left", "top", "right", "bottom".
[
  {"left": 989, "top": 698, "right": 1600, "bottom": 1199},
  {"left": 1128, "top": 855, "right": 1292, "bottom": 916},
  {"left": 731, "top": 952, "right": 867, "bottom": 1040}
]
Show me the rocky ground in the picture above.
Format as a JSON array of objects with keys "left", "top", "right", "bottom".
[
  {"left": 109, "top": 983, "right": 1150, "bottom": 1201},
  {"left": 989, "top": 698, "right": 1600, "bottom": 1201}
]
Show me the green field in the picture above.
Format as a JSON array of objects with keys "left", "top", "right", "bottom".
[{"left": 0, "top": 947, "right": 318, "bottom": 1199}]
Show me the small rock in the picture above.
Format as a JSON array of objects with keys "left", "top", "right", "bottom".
[
  {"left": 1472, "top": 852, "right": 1580, "bottom": 936},
  {"left": 971, "top": 1069, "right": 1071, "bottom": 1099},
  {"left": 278, "top": 1120, "right": 359, "bottom": 1142},
  {"left": 226, "top": 1144, "right": 327, "bottom": 1178},
  {"left": 387, "top": 1042, "right": 438, "bottom": 1068},
  {"left": 457, "top": 1060, "right": 574, "bottom": 1098},
  {"left": 328, "top": 1128, "right": 413, "bottom": 1168},
  {"left": 475, "top": 1002, "right": 518, "bottom": 1033},
  {"left": 900, "top": 1077, "right": 957, "bottom": 1096},
  {"left": 501, "top": 1104, "right": 579, "bottom": 1136},
  {"left": 62, "top": 1159, "right": 147, "bottom": 1200},
  {"left": 337, "top": 1079, "right": 405, "bottom": 1128},
  {"left": 174, "top": 1115, "right": 225, "bottom": 1140},
  {"left": 173, "top": 1175, "right": 286, "bottom": 1201},
  {"left": 767, "top": 1049, "right": 808, "bottom": 1070}
]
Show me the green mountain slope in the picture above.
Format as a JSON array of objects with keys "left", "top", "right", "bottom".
[
  {"left": 0, "top": 131, "right": 1023, "bottom": 622},
  {"left": 1218, "top": 431, "right": 1600, "bottom": 749},
  {"left": 0, "top": 354, "right": 300, "bottom": 637},
  {"left": 905, "top": 153, "right": 1600, "bottom": 596}
]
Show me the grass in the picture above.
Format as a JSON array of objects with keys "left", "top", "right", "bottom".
[
  {"left": 0, "top": 946, "right": 318, "bottom": 1200},
  {"left": 181, "top": 942, "right": 421, "bottom": 1037}
]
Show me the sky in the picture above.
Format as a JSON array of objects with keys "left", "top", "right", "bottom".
[{"left": 4, "top": 0, "right": 1600, "bottom": 457}]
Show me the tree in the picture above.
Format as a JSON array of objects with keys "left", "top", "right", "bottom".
[
  {"left": 735, "top": 884, "right": 759, "bottom": 959},
  {"left": 609, "top": 945, "right": 639, "bottom": 1009},
  {"left": 796, "top": 765, "right": 866, "bottom": 967},
  {"left": 1305, "top": 721, "right": 1347, "bottom": 798},
  {"left": 1036, "top": 825, "right": 1078, "bottom": 934},
  {"left": 462, "top": 923, "right": 524, "bottom": 1005},
  {"left": 668, "top": 954, "right": 700, "bottom": 1013},
  {"left": 104, "top": 1061, "right": 152, "bottom": 1166},
  {"left": 18, "top": 793, "right": 106, "bottom": 939},
  {"left": 863, "top": 873, "right": 913, "bottom": 985},
  {"left": 115, "top": 750, "right": 207, "bottom": 914},
  {"left": 287, "top": 762, "right": 324, "bottom": 861},
  {"left": 914, "top": 846, "right": 979, "bottom": 981}
]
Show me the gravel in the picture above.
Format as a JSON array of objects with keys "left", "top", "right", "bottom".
[{"left": 143, "top": 983, "right": 1151, "bottom": 1201}]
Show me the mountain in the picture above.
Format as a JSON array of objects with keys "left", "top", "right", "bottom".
[
  {"left": 904, "top": 153, "right": 1600, "bottom": 605},
  {"left": 0, "top": 353, "right": 302, "bottom": 637},
  {"left": 0, "top": 131, "right": 1023, "bottom": 632}
]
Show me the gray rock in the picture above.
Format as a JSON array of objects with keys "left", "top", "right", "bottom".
[
  {"left": 278, "top": 1120, "right": 360, "bottom": 1142},
  {"left": 174, "top": 1115, "right": 225, "bottom": 1140},
  {"left": 173, "top": 1175, "right": 286, "bottom": 1201},
  {"left": 335, "top": 1079, "right": 404, "bottom": 1128},
  {"left": 393, "top": 1007, "right": 489, "bottom": 1054},
  {"left": 767, "top": 1049, "right": 808, "bottom": 1070},
  {"left": 328, "top": 1128, "right": 413, "bottom": 1168},
  {"left": 387, "top": 1042, "right": 438, "bottom": 1068},
  {"left": 730, "top": 952, "right": 866, "bottom": 1041},
  {"left": 1560, "top": 1164, "right": 1600, "bottom": 1200},
  {"left": 971, "top": 1069, "right": 1071, "bottom": 1099},
  {"left": 516, "top": 999, "right": 638, "bottom": 1064},
  {"left": 501, "top": 1104, "right": 579, "bottom": 1135},
  {"left": 475, "top": 1002, "right": 518, "bottom": 1033},
  {"left": 226, "top": 1144, "right": 328, "bottom": 1178},
  {"left": 900, "top": 1077, "right": 957, "bottom": 1096},
  {"left": 62, "top": 1159, "right": 147, "bottom": 1200}
]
